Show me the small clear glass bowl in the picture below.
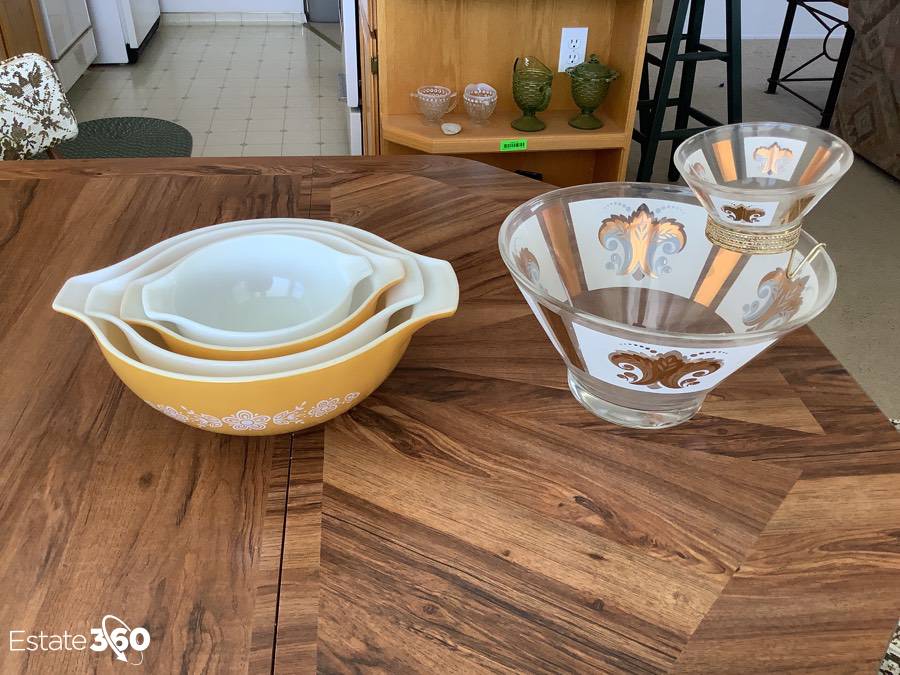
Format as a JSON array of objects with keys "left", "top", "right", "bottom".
[
  {"left": 498, "top": 182, "right": 836, "bottom": 429},
  {"left": 411, "top": 85, "right": 457, "bottom": 124},
  {"left": 463, "top": 83, "right": 497, "bottom": 124},
  {"left": 674, "top": 121, "right": 853, "bottom": 234}
]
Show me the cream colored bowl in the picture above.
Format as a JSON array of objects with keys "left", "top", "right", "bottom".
[
  {"left": 141, "top": 234, "right": 372, "bottom": 346},
  {"left": 83, "top": 219, "right": 424, "bottom": 356},
  {"left": 53, "top": 225, "right": 458, "bottom": 436},
  {"left": 120, "top": 230, "right": 407, "bottom": 360}
]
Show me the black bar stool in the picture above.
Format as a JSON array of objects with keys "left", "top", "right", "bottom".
[
  {"left": 765, "top": 0, "right": 854, "bottom": 129},
  {"left": 633, "top": 0, "right": 743, "bottom": 182}
]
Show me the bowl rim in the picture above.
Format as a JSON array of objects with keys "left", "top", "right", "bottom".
[
  {"left": 498, "top": 181, "right": 838, "bottom": 344},
  {"left": 415, "top": 85, "right": 454, "bottom": 98},
  {"left": 673, "top": 121, "right": 854, "bottom": 198}
]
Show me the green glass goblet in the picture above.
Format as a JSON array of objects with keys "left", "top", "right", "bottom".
[{"left": 512, "top": 56, "right": 553, "bottom": 132}]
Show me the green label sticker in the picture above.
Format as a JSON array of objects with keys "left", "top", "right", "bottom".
[{"left": 499, "top": 138, "right": 528, "bottom": 152}]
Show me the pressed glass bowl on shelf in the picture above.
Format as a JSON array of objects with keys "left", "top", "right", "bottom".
[
  {"left": 673, "top": 122, "right": 853, "bottom": 245},
  {"left": 411, "top": 85, "right": 457, "bottom": 124},
  {"left": 498, "top": 183, "right": 836, "bottom": 429},
  {"left": 463, "top": 83, "right": 497, "bottom": 124}
]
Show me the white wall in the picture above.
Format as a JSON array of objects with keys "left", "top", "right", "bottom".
[
  {"left": 702, "top": 0, "right": 847, "bottom": 39},
  {"left": 654, "top": 0, "right": 848, "bottom": 40},
  {"left": 160, "top": 0, "right": 301, "bottom": 12}
]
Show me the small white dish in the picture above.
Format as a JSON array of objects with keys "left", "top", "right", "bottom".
[
  {"left": 441, "top": 122, "right": 462, "bottom": 135},
  {"left": 141, "top": 234, "right": 373, "bottom": 347}
]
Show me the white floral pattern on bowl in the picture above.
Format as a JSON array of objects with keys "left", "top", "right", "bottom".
[{"left": 147, "top": 392, "right": 361, "bottom": 432}]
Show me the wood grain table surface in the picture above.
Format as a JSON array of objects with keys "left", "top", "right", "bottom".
[{"left": 0, "top": 156, "right": 898, "bottom": 674}]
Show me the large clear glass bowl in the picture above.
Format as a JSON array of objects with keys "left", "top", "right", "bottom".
[
  {"left": 498, "top": 183, "right": 837, "bottom": 429},
  {"left": 674, "top": 121, "right": 853, "bottom": 235}
]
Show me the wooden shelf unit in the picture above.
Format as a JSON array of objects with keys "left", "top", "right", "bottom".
[
  {"left": 360, "top": 0, "right": 653, "bottom": 186},
  {"left": 382, "top": 110, "right": 627, "bottom": 154}
]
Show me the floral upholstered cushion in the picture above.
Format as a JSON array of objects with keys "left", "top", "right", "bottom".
[{"left": 0, "top": 52, "right": 78, "bottom": 160}]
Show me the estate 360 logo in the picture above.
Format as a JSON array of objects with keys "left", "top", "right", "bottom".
[{"left": 9, "top": 615, "right": 149, "bottom": 665}]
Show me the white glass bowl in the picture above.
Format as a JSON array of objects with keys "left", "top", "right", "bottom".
[
  {"left": 463, "top": 83, "right": 498, "bottom": 124},
  {"left": 120, "top": 229, "right": 406, "bottom": 360},
  {"left": 411, "top": 85, "right": 457, "bottom": 123},
  {"left": 498, "top": 183, "right": 836, "bottom": 429},
  {"left": 674, "top": 121, "right": 853, "bottom": 235},
  {"left": 141, "top": 234, "right": 373, "bottom": 347}
]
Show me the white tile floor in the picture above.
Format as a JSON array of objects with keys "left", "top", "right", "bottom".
[{"left": 66, "top": 24, "right": 349, "bottom": 157}]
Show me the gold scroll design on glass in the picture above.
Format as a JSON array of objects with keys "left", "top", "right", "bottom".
[
  {"left": 598, "top": 203, "right": 687, "bottom": 280},
  {"left": 721, "top": 203, "right": 766, "bottom": 223},
  {"left": 514, "top": 247, "right": 541, "bottom": 285},
  {"left": 609, "top": 349, "right": 722, "bottom": 389},
  {"left": 742, "top": 266, "right": 808, "bottom": 330},
  {"left": 753, "top": 142, "right": 793, "bottom": 176}
]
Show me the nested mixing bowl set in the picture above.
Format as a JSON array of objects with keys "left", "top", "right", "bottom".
[
  {"left": 53, "top": 219, "right": 459, "bottom": 435},
  {"left": 56, "top": 123, "right": 852, "bottom": 432}
]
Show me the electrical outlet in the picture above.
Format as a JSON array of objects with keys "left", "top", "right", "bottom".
[{"left": 558, "top": 27, "right": 588, "bottom": 72}]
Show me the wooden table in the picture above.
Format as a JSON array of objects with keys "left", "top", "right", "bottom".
[{"left": 1, "top": 156, "right": 898, "bottom": 674}]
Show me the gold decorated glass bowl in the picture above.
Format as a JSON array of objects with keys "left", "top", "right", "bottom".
[
  {"left": 674, "top": 122, "right": 853, "bottom": 246},
  {"left": 498, "top": 183, "right": 836, "bottom": 429}
]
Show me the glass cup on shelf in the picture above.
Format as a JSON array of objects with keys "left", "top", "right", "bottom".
[
  {"left": 498, "top": 182, "right": 837, "bottom": 429},
  {"left": 411, "top": 85, "right": 457, "bottom": 124},
  {"left": 463, "top": 83, "right": 498, "bottom": 125}
]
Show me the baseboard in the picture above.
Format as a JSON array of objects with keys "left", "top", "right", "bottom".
[{"left": 160, "top": 12, "right": 306, "bottom": 26}]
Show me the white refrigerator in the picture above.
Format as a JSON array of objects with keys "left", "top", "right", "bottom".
[
  {"left": 339, "top": 0, "right": 363, "bottom": 155},
  {"left": 86, "top": 0, "right": 161, "bottom": 64},
  {"left": 36, "top": 0, "right": 98, "bottom": 91}
]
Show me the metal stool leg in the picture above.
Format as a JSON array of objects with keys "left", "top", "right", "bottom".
[
  {"left": 820, "top": 23, "right": 854, "bottom": 129},
  {"left": 668, "top": 0, "right": 706, "bottom": 180},
  {"left": 638, "top": 57, "right": 651, "bottom": 133},
  {"left": 636, "top": 0, "right": 691, "bottom": 182},
  {"left": 725, "top": 0, "right": 742, "bottom": 123},
  {"left": 767, "top": 0, "right": 798, "bottom": 94}
]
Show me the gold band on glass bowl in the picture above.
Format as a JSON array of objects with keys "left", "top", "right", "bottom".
[{"left": 705, "top": 217, "right": 802, "bottom": 254}]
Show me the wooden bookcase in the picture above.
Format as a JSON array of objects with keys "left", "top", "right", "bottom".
[{"left": 358, "top": 0, "right": 652, "bottom": 186}]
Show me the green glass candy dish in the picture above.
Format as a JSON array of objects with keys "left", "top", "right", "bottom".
[
  {"left": 566, "top": 54, "right": 618, "bottom": 130},
  {"left": 511, "top": 56, "right": 553, "bottom": 132}
]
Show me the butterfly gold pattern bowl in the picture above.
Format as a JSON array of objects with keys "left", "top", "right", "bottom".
[
  {"left": 498, "top": 183, "right": 836, "bottom": 429},
  {"left": 52, "top": 218, "right": 459, "bottom": 436}
]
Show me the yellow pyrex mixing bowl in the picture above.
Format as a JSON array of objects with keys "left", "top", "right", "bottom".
[{"left": 53, "top": 222, "right": 458, "bottom": 436}]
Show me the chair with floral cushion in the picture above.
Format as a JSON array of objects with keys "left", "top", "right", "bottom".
[
  {"left": 0, "top": 52, "right": 193, "bottom": 160},
  {"left": 0, "top": 52, "right": 78, "bottom": 160}
]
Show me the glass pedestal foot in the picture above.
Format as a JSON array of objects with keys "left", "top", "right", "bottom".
[{"left": 567, "top": 369, "right": 703, "bottom": 430}]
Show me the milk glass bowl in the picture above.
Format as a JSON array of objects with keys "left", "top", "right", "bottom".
[
  {"left": 142, "top": 234, "right": 372, "bottom": 347},
  {"left": 498, "top": 183, "right": 837, "bottom": 429},
  {"left": 120, "top": 229, "right": 407, "bottom": 360},
  {"left": 674, "top": 122, "right": 853, "bottom": 236}
]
